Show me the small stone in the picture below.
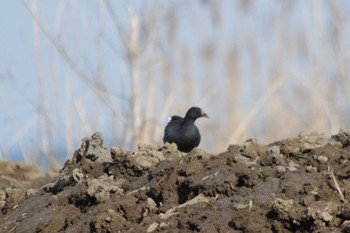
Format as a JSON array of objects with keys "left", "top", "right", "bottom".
[
  {"left": 151, "top": 151, "right": 166, "bottom": 161},
  {"left": 272, "top": 198, "right": 294, "bottom": 220},
  {"left": 317, "top": 155, "right": 328, "bottom": 163},
  {"left": 342, "top": 220, "right": 350, "bottom": 231},
  {"left": 25, "top": 188, "right": 37, "bottom": 197},
  {"left": 159, "top": 222, "right": 168, "bottom": 229},
  {"left": 163, "top": 142, "right": 178, "bottom": 151},
  {"left": 111, "top": 147, "right": 129, "bottom": 159},
  {"left": 133, "top": 155, "right": 159, "bottom": 169},
  {"left": 107, "top": 209, "right": 117, "bottom": 215},
  {"left": 95, "top": 190, "right": 110, "bottom": 202},
  {"left": 293, "top": 147, "right": 301, "bottom": 154},
  {"left": 320, "top": 211, "right": 332, "bottom": 222},
  {"left": 268, "top": 146, "right": 280, "bottom": 155},
  {"left": 306, "top": 166, "right": 317, "bottom": 173},
  {"left": 147, "top": 198, "right": 157, "bottom": 211},
  {"left": 274, "top": 198, "right": 293, "bottom": 212},
  {"left": 91, "top": 132, "right": 104, "bottom": 145},
  {"left": 287, "top": 161, "right": 299, "bottom": 171},
  {"left": 276, "top": 166, "right": 286, "bottom": 174},
  {"left": 146, "top": 222, "right": 159, "bottom": 233},
  {"left": 309, "top": 188, "right": 318, "bottom": 196},
  {"left": 72, "top": 168, "right": 84, "bottom": 182}
]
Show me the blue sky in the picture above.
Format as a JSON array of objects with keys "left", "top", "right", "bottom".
[{"left": 2, "top": 1, "right": 350, "bottom": 168}]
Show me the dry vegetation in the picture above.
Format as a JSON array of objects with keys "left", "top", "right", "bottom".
[{"left": 2, "top": 0, "right": 350, "bottom": 166}]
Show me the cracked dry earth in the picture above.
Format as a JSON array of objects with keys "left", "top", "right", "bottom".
[{"left": 2, "top": 130, "right": 350, "bottom": 232}]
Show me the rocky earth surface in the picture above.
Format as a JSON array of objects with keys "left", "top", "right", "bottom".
[{"left": 1, "top": 130, "right": 350, "bottom": 232}]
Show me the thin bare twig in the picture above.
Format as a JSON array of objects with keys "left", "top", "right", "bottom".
[{"left": 328, "top": 166, "right": 345, "bottom": 202}]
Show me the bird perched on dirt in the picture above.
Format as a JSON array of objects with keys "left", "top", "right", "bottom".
[{"left": 163, "top": 107, "right": 209, "bottom": 152}]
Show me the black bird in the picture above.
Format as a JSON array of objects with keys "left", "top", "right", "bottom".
[{"left": 163, "top": 107, "right": 209, "bottom": 152}]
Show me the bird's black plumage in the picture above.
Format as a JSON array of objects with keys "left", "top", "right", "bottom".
[{"left": 163, "top": 107, "right": 209, "bottom": 152}]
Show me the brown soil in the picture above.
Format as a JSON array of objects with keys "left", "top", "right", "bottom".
[{"left": 1, "top": 130, "right": 350, "bottom": 232}]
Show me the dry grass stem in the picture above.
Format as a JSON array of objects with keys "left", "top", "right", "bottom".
[{"left": 328, "top": 166, "right": 345, "bottom": 202}]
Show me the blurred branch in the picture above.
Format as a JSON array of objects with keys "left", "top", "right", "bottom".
[
  {"left": 32, "top": 0, "right": 55, "bottom": 161},
  {"left": 22, "top": 0, "right": 128, "bottom": 126},
  {"left": 128, "top": 7, "right": 142, "bottom": 144},
  {"left": 102, "top": 0, "right": 128, "bottom": 56},
  {"left": 226, "top": 78, "right": 283, "bottom": 146}
]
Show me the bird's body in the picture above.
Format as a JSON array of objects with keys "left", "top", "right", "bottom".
[{"left": 163, "top": 107, "right": 208, "bottom": 152}]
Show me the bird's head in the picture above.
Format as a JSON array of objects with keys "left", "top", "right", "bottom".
[{"left": 185, "top": 107, "right": 209, "bottom": 121}]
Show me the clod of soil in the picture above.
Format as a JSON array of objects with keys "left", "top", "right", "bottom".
[{"left": 1, "top": 130, "right": 350, "bottom": 232}]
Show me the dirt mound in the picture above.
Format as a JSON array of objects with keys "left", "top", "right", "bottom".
[{"left": 1, "top": 130, "right": 350, "bottom": 232}]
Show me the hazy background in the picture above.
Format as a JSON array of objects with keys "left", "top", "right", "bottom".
[{"left": 1, "top": 0, "right": 350, "bottom": 168}]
